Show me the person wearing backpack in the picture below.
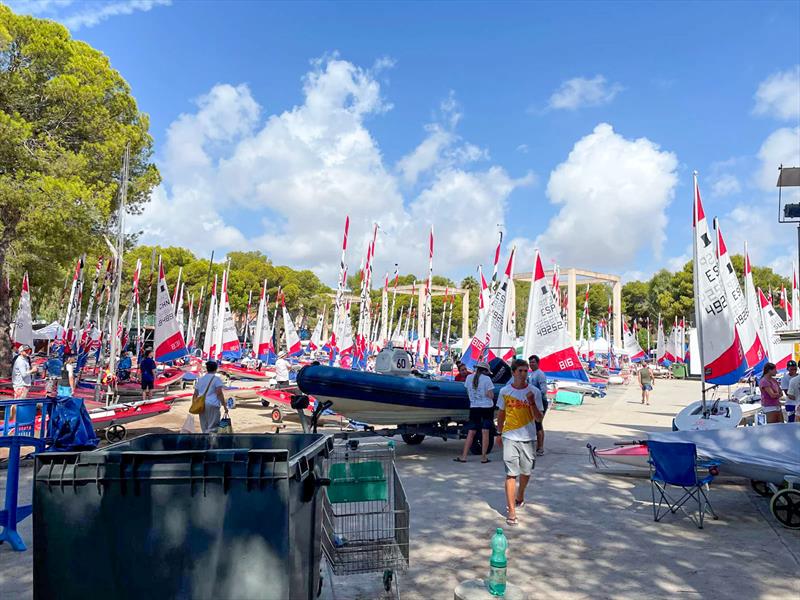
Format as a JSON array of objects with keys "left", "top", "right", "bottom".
[{"left": 190, "top": 361, "right": 227, "bottom": 433}]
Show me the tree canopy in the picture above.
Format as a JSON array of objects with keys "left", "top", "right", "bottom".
[{"left": 0, "top": 5, "right": 159, "bottom": 373}]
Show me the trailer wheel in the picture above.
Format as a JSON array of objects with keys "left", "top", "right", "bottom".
[
  {"left": 470, "top": 433, "right": 495, "bottom": 456},
  {"left": 105, "top": 425, "right": 126, "bottom": 443},
  {"left": 750, "top": 480, "right": 772, "bottom": 498},
  {"left": 271, "top": 408, "right": 282, "bottom": 423},
  {"left": 261, "top": 399, "right": 269, "bottom": 408},
  {"left": 401, "top": 433, "right": 425, "bottom": 445},
  {"left": 770, "top": 489, "right": 800, "bottom": 529}
]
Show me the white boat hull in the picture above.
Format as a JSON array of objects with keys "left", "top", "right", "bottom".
[
  {"left": 311, "top": 393, "right": 471, "bottom": 425},
  {"left": 674, "top": 401, "right": 743, "bottom": 431}
]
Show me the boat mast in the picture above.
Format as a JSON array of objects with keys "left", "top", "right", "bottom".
[
  {"left": 692, "top": 171, "right": 707, "bottom": 413},
  {"left": 107, "top": 143, "right": 130, "bottom": 403}
]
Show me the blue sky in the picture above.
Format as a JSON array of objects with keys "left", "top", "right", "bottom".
[{"left": 10, "top": 1, "right": 800, "bottom": 284}]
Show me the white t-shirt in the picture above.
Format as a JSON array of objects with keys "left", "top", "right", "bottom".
[
  {"left": 196, "top": 373, "right": 225, "bottom": 408},
  {"left": 275, "top": 358, "right": 290, "bottom": 382},
  {"left": 497, "top": 383, "right": 541, "bottom": 442},
  {"left": 464, "top": 373, "right": 495, "bottom": 408},
  {"left": 788, "top": 376, "right": 800, "bottom": 402},
  {"left": 780, "top": 372, "right": 797, "bottom": 392}
]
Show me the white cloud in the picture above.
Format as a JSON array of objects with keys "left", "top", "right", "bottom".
[
  {"left": 756, "top": 126, "right": 800, "bottom": 190},
  {"left": 546, "top": 75, "right": 623, "bottom": 111},
  {"left": 525, "top": 123, "right": 678, "bottom": 271},
  {"left": 132, "top": 57, "right": 532, "bottom": 284},
  {"left": 711, "top": 173, "right": 741, "bottom": 197},
  {"left": 7, "top": 0, "right": 171, "bottom": 30},
  {"left": 516, "top": 144, "right": 529, "bottom": 154},
  {"left": 753, "top": 66, "right": 800, "bottom": 120}
]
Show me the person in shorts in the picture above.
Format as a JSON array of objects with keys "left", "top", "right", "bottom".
[
  {"left": 454, "top": 361, "right": 495, "bottom": 463},
  {"left": 139, "top": 349, "right": 157, "bottom": 400},
  {"left": 528, "top": 354, "right": 549, "bottom": 456},
  {"left": 496, "top": 359, "right": 543, "bottom": 526},
  {"left": 780, "top": 360, "right": 797, "bottom": 397},
  {"left": 638, "top": 363, "right": 654, "bottom": 405}
]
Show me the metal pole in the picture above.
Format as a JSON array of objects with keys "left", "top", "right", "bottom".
[{"left": 107, "top": 144, "right": 129, "bottom": 402}]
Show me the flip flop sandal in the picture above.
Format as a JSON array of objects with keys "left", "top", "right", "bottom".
[
  {"left": 506, "top": 516, "right": 518, "bottom": 526},
  {"left": 453, "top": 457, "right": 467, "bottom": 463},
  {"left": 481, "top": 458, "right": 491, "bottom": 463},
  {"left": 515, "top": 499, "right": 525, "bottom": 508}
]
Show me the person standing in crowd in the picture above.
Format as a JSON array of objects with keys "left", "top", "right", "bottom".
[
  {"left": 12, "top": 345, "right": 37, "bottom": 399},
  {"left": 117, "top": 351, "right": 132, "bottom": 382},
  {"left": 195, "top": 361, "right": 228, "bottom": 433},
  {"left": 528, "top": 355, "right": 548, "bottom": 456},
  {"left": 275, "top": 353, "right": 291, "bottom": 388},
  {"left": 455, "top": 361, "right": 495, "bottom": 463},
  {"left": 780, "top": 360, "right": 797, "bottom": 397},
  {"left": 759, "top": 362, "right": 784, "bottom": 423},
  {"left": 454, "top": 361, "right": 470, "bottom": 382},
  {"left": 638, "top": 363, "right": 655, "bottom": 405},
  {"left": 44, "top": 351, "right": 64, "bottom": 397},
  {"left": 139, "top": 349, "right": 157, "bottom": 401},
  {"left": 57, "top": 354, "right": 77, "bottom": 397},
  {"left": 786, "top": 370, "right": 800, "bottom": 423},
  {"left": 496, "top": 359, "right": 543, "bottom": 526}
]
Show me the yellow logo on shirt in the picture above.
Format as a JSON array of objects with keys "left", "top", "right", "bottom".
[{"left": 502, "top": 393, "right": 533, "bottom": 433}]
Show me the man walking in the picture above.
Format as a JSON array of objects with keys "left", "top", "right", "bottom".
[
  {"left": 528, "top": 354, "right": 548, "bottom": 456},
  {"left": 275, "top": 353, "right": 291, "bottom": 388},
  {"left": 638, "top": 363, "right": 654, "bottom": 405},
  {"left": 496, "top": 359, "right": 543, "bottom": 526},
  {"left": 194, "top": 361, "right": 228, "bottom": 433}
]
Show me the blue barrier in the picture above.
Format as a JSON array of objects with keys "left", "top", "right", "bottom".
[{"left": 0, "top": 397, "right": 56, "bottom": 551}]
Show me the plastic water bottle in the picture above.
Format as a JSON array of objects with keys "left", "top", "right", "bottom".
[{"left": 487, "top": 528, "right": 508, "bottom": 596}]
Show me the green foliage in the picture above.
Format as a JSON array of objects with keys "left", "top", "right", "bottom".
[{"left": 0, "top": 5, "right": 159, "bottom": 372}]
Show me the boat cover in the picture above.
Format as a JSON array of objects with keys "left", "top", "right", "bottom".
[
  {"left": 648, "top": 424, "right": 800, "bottom": 484},
  {"left": 49, "top": 396, "right": 99, "bottom": 450}
]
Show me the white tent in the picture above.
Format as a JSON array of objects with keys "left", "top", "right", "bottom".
[{"left": 33, "top": 321, "right": 65, "bottom": 340}]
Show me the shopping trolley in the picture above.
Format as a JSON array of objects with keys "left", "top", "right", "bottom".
[{"left": 321, "top": 439, "right": 410, "bottom": 597}]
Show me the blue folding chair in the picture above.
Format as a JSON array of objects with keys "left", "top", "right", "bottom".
[{"left": 648, "top": 440, "right": 719, "bottom": 529}]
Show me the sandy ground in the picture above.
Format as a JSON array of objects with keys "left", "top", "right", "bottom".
[{"left": 1, "top": 379, "right": 798, "bottom": 599}]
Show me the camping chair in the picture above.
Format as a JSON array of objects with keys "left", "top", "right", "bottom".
[{"left": 648, "top": 440, "right": 719, "bottom": 529}]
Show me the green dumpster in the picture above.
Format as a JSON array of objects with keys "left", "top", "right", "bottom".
[{"left": 671, "top": 363, "right": 687, "bottom": 379}]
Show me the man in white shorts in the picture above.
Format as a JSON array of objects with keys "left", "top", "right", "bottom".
[{"left": 496, "top": 359, "right": 543, "bottom": 526}]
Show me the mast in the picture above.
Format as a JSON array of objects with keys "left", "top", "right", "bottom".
[
  {"left": 692, "top": 171, "right": 707, "bottom": 410},
  {"left": 107, "top": 143, "right": 129, "bottom": 399}
]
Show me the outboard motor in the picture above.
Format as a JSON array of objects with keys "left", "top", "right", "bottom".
[
  {"left": 375, "top": 346, "right": 414, "bottom": 376},
  {"left": 489, "top": 357, "right": 512, "bottom": 385}
]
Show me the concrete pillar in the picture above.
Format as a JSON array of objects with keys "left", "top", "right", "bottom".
[
  {"left": 613, "top": 280, "right": 622, "bottom": 348},
  {"left": 567, "top": 268, "right": 577, "bottom": 341},
  {"left": 462, "top": 289, "right": 470, "bottom": 344}
]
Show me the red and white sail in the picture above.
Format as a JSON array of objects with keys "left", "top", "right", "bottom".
[
  {"left": 252, "top": 280, "right": 274, "bottom": 361},
  {"left": 202, "top": 275, "right": 218, "bottom": 359},
  {"left": 477, "top": 266, "right": 490, "bottom": 325},
  {"left": 759, "top": 288, "right": 792, "bottom": 370},
  {"left": 656, "top": 315, "right": 667, "bottom": 364},
  {"left": 780, "top": 286, "right": 792, "bottom": 325},
  {"left": 622, "top": 318, "right": 645, "bottom": 361},
  {"left": 154, "top": 261, "right": 188, "bottom": 363},
  {"left": 214, "top": 267, "right": 241, "bottom": 359},
  {"left": 793, "top": 266, "right": 800, "bottom": 330},
  {"left": 692, "top": 174, "right": 746, "bottom": 384},
  {"left": 12, "top": 272, "right": 33, "bottom": 348},
  {"left": 744, "top": 244, "right": 768, "bottom": 349},
  {"left": 281, "top": 293, "right": 303, "bottom": 356},
  {"left": 715, "top": 222, "right": 766, "bottom": 372},
  {"left": 500, "top": 251, "right": 517, "bottom": 361},
  {"left": 522, "top": 250, "right": 587, "bottom": 381}
]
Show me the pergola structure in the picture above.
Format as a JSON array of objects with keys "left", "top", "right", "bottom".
[{"left": 512, "top": 268, "right": 622, "bottom": 344}]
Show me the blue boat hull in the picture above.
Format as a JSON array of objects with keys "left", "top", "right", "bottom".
[{"left": 296, "top": 365, "right": 500, "bottom": 425}]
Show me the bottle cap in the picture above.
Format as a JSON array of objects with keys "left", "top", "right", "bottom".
[{"left": 496, "top": 528, "right": 503, "bottom": 534}]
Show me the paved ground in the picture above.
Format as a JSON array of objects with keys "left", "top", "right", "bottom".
[{"left": 1, "top": 378, "right": 798, "bottom": 599}]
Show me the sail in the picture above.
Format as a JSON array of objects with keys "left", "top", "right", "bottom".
[
  {"left": 216, "top": 269, "right": 242, "bottom": 360},
  {"left": 780, "top": 286, "right": 793, "bottom": 325},
  {"left": 759, "top": 288, "right": 792, "bottom": 370},
  {"left": 309, "top": 313, "right": 324, "bottom": 352},
  {"left": 154, "top": 261, "right": 188, "bottom": 363},
  {"left": 379, "top": 276, "right": 389, "bottom": 348},
  {"left": 252, "top": 280, "right": 275, "bottom": 362},
  {"left": 175, "top": 282, "right": 185, "bottom": 339},
  {"left": 522, "top": 250, "right": 588, "bottom": 381},
  {"left": 622, "top": 318, "right": 645, "bottom": 361},
  {"left": 282, "top": 296, "right": 303, "bottom": 356},
  {"left": 12, "top": 272, "right": 34, "bottom": 348},
  {"left": 715, "top": 223, "right": 767, "bottom": 374},
  {"left": 500, "top": 253, "right": 517, "bottom": 361},
  {"left": 478, "top": 266, "right": 490, "bottom": 325},
  {"left": 793, "top": 267, "right": 800, "bottom": 330},
  {"left": 692, "top": 175, "right": 747, "bottom": 384},
  {"left": 463, "top": 250, "right": 514, "bottom": 367},
  {"left": 391, "top": 306, "right": 405, "bottom": 345},
  {"left": 744, "top": 245, "right": 768, "bottom": 354},
  {"left": 202, "top": 276, "right": 218, "bottom": 359},
  {"left": 656, "top": 315, "right": 668, "bottom": 365}
]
